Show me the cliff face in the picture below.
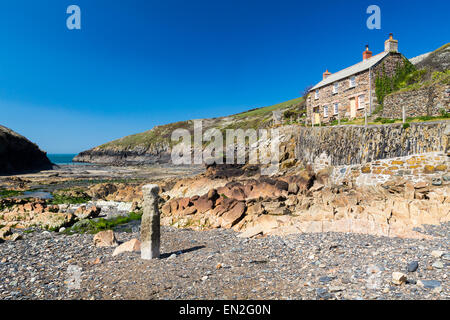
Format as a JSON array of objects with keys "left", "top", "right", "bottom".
[
  {"left": 74, "top": 146, "right": 172, "bottom": 165},
  {"left": 0, "top": 125, "right": 53, "bottom": 175}
]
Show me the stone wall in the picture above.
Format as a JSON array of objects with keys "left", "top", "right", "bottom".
[
  {"left": 331, "top": 151, "right": 449, "bottom": 186},
  {"left": 382, "top": 82, "right": 450, "bottom": 119},
  {"left": 295, "top": 121, "right": 449, "bottom": 167}
]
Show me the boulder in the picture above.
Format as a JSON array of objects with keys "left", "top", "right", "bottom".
[
  {"left": 88, "top": 183, "right": 118, "bottom": 200},
  {"left": 246, "top": 202, "right": 264, "bottom": 215},
  {"left": 220, "top": 201, "right": 246, "bottom": 228},
  {"left": 238, "top": 215, "right": 280, "bottom": 238},
  {"left": 192, "top": 196, "right": 214, "bottom": 214},
  {"left": 112, "top": 239, "right": 141, "bottom": 256},
  {"left": 93, "top": 230, "right": 118, "bottom": 247},
  {"left": 34, "top": 212, "right": 74, "bottom": 231},
  {"left": 288, "top": 183, "right": 299, "bottom": 195},
  {"left": 74, "top": 205, "right": 100, "bottom": 220}
]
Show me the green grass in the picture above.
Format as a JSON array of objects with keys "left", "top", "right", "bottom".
[
  {"left": 62, "top": 211, "right": 143, "bottom": 235},
  {"left": 322, "top": 114, "right": 450, "bottom": 127},
  {"left": 98, "top": 120, "right": 193, "bottom": 149},
  {"left": 0, "top": 189, "right": 23, "bottom": 198},
  {"left": 48, "top": 193, "right": 91, "bottom": 205},
  {"left": 391, "top": 70, "right": 450, "bottom": 94},
  {"left": 434, "top": 43, "right": 450, "bottom": 53},
  {"left": 232, "top": 97, "right": 304, "bottom": 119}
]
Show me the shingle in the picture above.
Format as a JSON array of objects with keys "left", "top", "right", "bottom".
[{"left": 310, "top": 52, "right": 389, "bottom": 91}]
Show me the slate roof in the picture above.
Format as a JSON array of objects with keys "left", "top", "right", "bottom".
[{"left": 310, "top": 51, "right": 389, "bottom": 91}]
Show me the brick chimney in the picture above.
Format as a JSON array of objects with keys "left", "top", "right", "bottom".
[
  {"left": 363, "top": 44, "right": 372, "bottom": 60},
  {"left": 384, "top": 33, "right": 398, "bottom": 52},
  {"left": 323, "top": 69, "right": 331, "bottom": 80}
]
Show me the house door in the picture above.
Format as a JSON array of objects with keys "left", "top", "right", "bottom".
[
  {"left": 313, "top": 107, "right": 320, "bottom": 124},
  {"left": 350, "top": 98, "right": 356, "bottom": 118}
]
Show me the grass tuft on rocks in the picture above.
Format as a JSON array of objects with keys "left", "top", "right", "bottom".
[
  {"left": 0, "top": 189, "right": 24, "bottom": 198},
  {"left": 62, "top": 211, "right": 142, "bottom": 235},
  {"left": 48, "top": 193, "right": 92, "bottom": 205}
]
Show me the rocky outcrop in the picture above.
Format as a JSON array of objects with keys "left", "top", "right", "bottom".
[
  {"left": 74, "top": 147, "right": 172, "bottom": 165},
  {"left": 0, "top": 198, "right": 102, "bottom": 235},
  {"left": 160, "top": 173, "right": 450, "bottom": 239},
  {"left": 0, "top": 125, "right": 53, "bottom": 175}
]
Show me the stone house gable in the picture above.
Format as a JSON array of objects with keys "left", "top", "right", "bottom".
[{"left": 306, "top": 34, "right": 405, "bottom": 125}]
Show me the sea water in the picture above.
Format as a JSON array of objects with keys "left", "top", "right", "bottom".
[{"left": 47, "top": 154, "right": 77, "bottom": 164}]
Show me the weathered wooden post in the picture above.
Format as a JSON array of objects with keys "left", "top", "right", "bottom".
[{"left": 141, "top": 184, "right": 160, "bottom": 260}]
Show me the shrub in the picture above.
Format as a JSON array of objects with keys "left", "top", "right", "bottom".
[
  {"left": 439, "top": 108, "right": 450, "bottom": 118},
  {"left": 380, "top": 118, "right": 396, "bottom": 124},
  {"left": 375, "top": 58, "right": 417, "bottom": 106}
]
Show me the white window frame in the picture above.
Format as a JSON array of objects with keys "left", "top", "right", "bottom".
[
  {"left": 349, "top": 76, "right": 356, "bottom": 88},
  {"left": 333, "top": 103, "right": 339, "bottom": 115},
  {"left": 333, "top": 83, "right": 338, "bottom": 94},
  {"left": 357, "top": 94, "right": 365, "bottom": 109},
  {"left": 323, "top": 105, "right": 328, "bottom": 118},
  {"left": 315, "top": 89, "right": 319, "bottom": 99}
]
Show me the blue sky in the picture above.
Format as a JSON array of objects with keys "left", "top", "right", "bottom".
[{"left": 0, "top": 0, "right": 448, "bottom": 153}]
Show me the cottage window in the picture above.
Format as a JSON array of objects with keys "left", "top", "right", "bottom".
[
  {"left": 358, "top": 94, "right": 365, "bottom": 109},
  {"left": 333, "top": 103, "right": 339, "bottom": 115},
  {"left": 323, "top": 105, "right": 328, "bottom": 118},
  {"left": 333, "top": 83, "right": 338, "bottom": 94},
  {"left": 349, "top": 76, "right": 356, "bottom": 88},
  {"left": 315, "top": 89, "right": 319, "bottom": 99}
]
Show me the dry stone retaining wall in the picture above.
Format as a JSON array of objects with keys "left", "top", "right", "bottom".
[
  {"left": 294, "top": 121, "right": 449, "bottom": 168},
  {"left": 382, "top": 83, "right": 450, "bottom": 119}
]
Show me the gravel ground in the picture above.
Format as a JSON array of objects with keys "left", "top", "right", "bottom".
[{"left": 0, "top": 223, "right": 448, "bottom": 300}]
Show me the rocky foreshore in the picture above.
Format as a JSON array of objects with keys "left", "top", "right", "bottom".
[
  {"left": 0, "top": 154, "right": 449, "bottom": 301},
  {"left": 0, "top": 225, "right": 448, "bottom": 300}
]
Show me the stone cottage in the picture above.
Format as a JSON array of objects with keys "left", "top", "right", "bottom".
[{"left": 306, "top": 34, "right": 406, "bottom": 125}]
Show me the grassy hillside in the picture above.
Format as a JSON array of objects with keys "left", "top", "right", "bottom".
[
  {"left": 413, "top": 43, "right": 449, "bottom": 72},
  {"left": 95, "top": 97, "right": 305, "bottom": 151}
]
